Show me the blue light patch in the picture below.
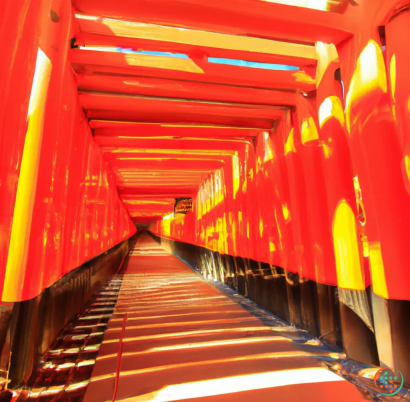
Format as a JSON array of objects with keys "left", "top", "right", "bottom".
[
  {"left": 208, "top": 57, "right": 299, "bottom": 71},
  {"left": 116, "top": 48, "right": 188, "bottom": 59}
]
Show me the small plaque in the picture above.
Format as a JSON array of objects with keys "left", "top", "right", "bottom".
[{"left": 174, "top": 198, "right": 193, "bottom": 214}]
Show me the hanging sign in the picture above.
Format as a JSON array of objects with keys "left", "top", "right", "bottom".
[{"left": 174, "top": 198, "right": 193, "bottom": 214}]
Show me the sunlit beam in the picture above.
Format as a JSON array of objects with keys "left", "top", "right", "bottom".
[{"left": 115, "top": 368, "right": 345, "bottom": 401}]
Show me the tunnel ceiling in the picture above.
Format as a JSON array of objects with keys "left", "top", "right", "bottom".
[{"left": 70, "top": 0, "right": 353, "bottom": 224}]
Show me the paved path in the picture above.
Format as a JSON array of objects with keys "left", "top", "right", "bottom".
[{"left": 84, "top": 233, "right": 368, "bottom": 402}]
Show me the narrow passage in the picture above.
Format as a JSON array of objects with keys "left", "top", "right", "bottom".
[{"left": 83, "top": 233, "right": 368, "bottom": 402}]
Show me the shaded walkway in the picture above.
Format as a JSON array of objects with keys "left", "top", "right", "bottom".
[{"left": 84, "top": 233, "right": 368, "bottom": 402}]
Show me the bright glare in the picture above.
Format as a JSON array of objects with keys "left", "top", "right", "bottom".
[
  {"left": 124, "top": 368, "right": 345, "bottom": 401},
  {"left": 75, "top": 14, "right": 98, "bottom": 20},
  {"left": 139, "top": 336, "right": 289, "bottom": 352},
  {"left": 78, "top": 46, "right": 118, "bottom": 52},
  {"left": 261, "top": 0, "right": 333, "bottom": 11},
  {"left": 318, "top": 96, "right": 344, "bottom": 128},
  {"left": 27, "top": 49, "right": 51, "bottom": 118}
]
